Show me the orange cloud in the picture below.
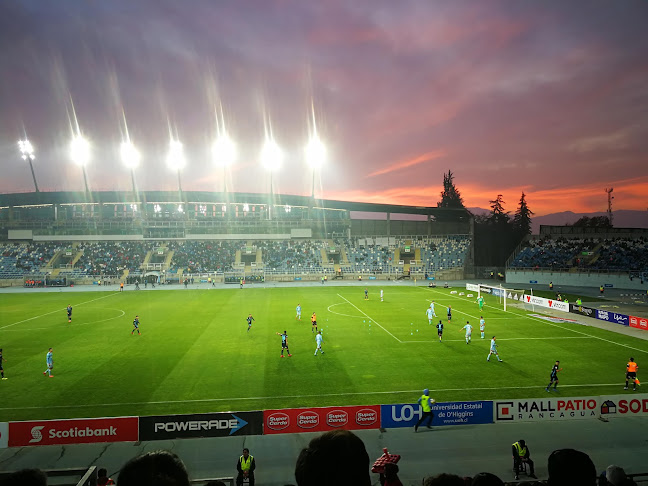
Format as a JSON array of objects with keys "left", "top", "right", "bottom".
[{"left": 368, "top": 150, "right": 446, "bottom": 177}]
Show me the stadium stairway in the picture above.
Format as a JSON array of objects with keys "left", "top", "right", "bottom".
[
  {"left": 320, "top": 248, "right": 328, "bottom": 264},
  {"left": 141, "top": 250, "right": 153, "bottom": 268},
  {"left": 256, "top": 249, "right": 262, "bottom": 264},
  {"left": 164, "top": 250, "right": 174, "bottom": 270},
  {"left": 414, "top": 247, "right": 421, "bottom": 261}
]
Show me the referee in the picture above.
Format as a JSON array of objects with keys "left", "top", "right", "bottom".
[{"left": 414, "top": 388, "right": 436, "bottom": 432}]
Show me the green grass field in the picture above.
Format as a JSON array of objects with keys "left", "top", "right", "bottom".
[{"left": 1, "top": 284, "right": 646, "bottom": 422}]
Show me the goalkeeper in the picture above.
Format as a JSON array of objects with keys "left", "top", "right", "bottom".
[
  {"left": 414, "top": 388, "right": 436, "bottom": 432},
  {"left": 476, "top": 296, "right": 485, "bottom": 311}
]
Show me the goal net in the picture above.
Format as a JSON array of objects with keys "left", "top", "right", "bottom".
[{"left": 467, "top": 283, "right": 527, "bottom": 312}]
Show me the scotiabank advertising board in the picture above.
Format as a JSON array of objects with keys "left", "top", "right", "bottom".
[
  {"left": 494, "top": 396, "right": 599, "bottom": 422},
  {"left": 629, "top": 316, "right": 648, "bottom": 331},
  {"left": 8, "top": 416, "right": 138, "bottom": 447},
  {"left": 600, "top": 394, "right": 648, "bottom": 418},
  {"left": 264, "top": 405, "right": 380, "bottom": 434}
]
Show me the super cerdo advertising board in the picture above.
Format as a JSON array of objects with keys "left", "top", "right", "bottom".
[
  {"left": 264, "top": 405, "right": 380, "bottom": 434},
  {"left": 139, "top": 411, "right": 263, "bottom": 441},
  {"left": 8, "top": 416, "right": 138, "bottom": 447}
]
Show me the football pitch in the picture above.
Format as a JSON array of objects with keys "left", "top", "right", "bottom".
[{"left": 1, "top": 284, "right": 647, "bottom": 422}]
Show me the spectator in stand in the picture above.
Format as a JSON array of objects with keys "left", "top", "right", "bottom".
[
  {"left": 471, "top": 472, "right": 504, "bottom": 486},
  {"left": 0, "top": 468, "right": 48, "bottom": 486},
  {"left": 117, "top": 450, "right": 190, "bottom": 486},
  {"left": 236, "top": 448, "right": 255, "bottom": 486},
  {"left": 382, "top": 463, "right": 403, "bottom": 486},
  {"left": 295, "top": 430, "right": 371, "bottom": 486},
  {"left": 422, "top": 473, "right": 465, "bottom": 486},
  {"left": 601, "top": 465, "right": 636, "bottom": 486},
  {"left": 547, "top": 448, "right": 596, "bottom": 486},
  {"left": 97, "top": 468, "right": 115, "bottom": 485}
]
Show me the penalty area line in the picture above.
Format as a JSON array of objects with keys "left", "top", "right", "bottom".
[{"left": 0, "top": 383, "right": 624, "bottom": 412}]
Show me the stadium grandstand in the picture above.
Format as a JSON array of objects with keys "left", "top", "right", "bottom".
[{"left": 0, "top": 190, "right": 473, "bottom": 286}]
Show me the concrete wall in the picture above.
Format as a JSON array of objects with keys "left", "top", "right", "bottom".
[{"left": 506, "top": 269, "right": 647, "bottom": 291}]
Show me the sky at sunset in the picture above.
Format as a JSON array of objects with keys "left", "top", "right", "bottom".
[{"left": 0, "top": 0, "right": 647, "bottom": 216}]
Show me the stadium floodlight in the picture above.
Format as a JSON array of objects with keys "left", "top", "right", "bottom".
[
  {"left": 261, "top": 139, "right": 283, "bottom": 172},
  {"left": 18, "top": 139, "right": 39, "bottom": 192},
  {"left": 121, "top": 141, "right": 141, "bottom": 196},
  {"left": 213, "top": 132, "right": 237, "bottom": 192},
  {"left": 166, "top": 139, "right": 186, "bottom": 194},
  {"left": 120, "top": 141, "right": 141, "bottom": 169},
  {"left": 305, "top": 134, "right": 326, "bottom": 198},
  {"left": 70, "top": 135, "right": 91, "bottom": 192}
]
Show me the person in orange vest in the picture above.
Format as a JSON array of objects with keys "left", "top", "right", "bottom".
[
  {"left": 120, "top": 282, "right": 124, "bottom": 292},
  {"left": 625, "top": 358, "right": 639, "bottom": 391}
]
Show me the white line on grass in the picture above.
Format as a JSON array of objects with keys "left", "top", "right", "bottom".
[
  {"left": 337, "top": 294, "right": 402, "bottom": 343},
  {"left": 401, "top": 336, "right": 594, "bottom": 343},
  {"left": 326, "top": 303, "right": 364, "bottom": 319},
  {"left": 0, "top": 382, "right": 625, "bottom": 412},
  {"left": 421, "top": 287, "right": 648, "bottom": 355},
  {"left": 0, "top": 309, "right": 126, "bottom": 331},
  {"left": 0, "top": 292, "right": 119, "bottom": 331}
]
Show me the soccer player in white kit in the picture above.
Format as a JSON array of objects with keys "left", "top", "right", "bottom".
[
  {"left": 426, "top": 307, "right": 435, "bottom": 325},
  {"left": 380, "top": 289, "right": 384, "bottom": 302},
  {"left": 479, "top": 316, "right": 485, "bottom": 339},
  {"left": 314, "top": 331, "right": 324, "bottom": 355},
  {"left": 461, "top": 321, "right": 473, "bottom": 344},
  {"left": 429, "top": 301, "right": 437, "bottom": 317},
  {"left": 487, "top": 336, "right": 503, "bottom": 362},
  {"left": 296, "top": 304, "right": 301, "bottom": 321}
]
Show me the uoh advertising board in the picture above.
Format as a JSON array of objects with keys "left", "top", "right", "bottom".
[
  {"left": 264, "top": 405, "right": 380, "bottom": 435},
  {"left": 600, "top": 394, "right": 648, "bottom": 418},
  {"left": 9, "top": 416, "right": 138, "bottom": 447},
  {"left": 381, "top": 401, "right": 493, "bottom": 428},
  {"left": 494, "top": 396, "right": 599, "bottom": 422}
]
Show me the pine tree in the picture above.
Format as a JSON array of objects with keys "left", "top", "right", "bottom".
[
  {"left": 488, "top": 194, "right": 509, "bottom": 225},
  {"left": 437, "top": 170, "right": 465, "bottom": 209},
  {"left": 512, "top": 192, "right": 534, "bottom": 236}
]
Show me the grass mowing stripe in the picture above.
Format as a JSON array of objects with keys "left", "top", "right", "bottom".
[
  {"left": 0, "top": 382, "right": 625, "bottom": 412},
  {"left": 337, "top": 293, "right": 402, "bottom": 343},
  {"left": 0, "top": 292, "right": 119, "bottom": 330}
]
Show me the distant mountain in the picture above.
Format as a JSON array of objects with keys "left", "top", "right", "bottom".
[{"left": 467, "top": 207, "right": 648, "bottom": 234}]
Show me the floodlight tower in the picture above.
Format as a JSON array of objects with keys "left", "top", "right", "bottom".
[
  {"left": 167, "top": 139, "right": 186, "bottom": 195},
  {"left": 605, "top": 187, "right": 614, "bottom": 226},
  {"left": 120, "top": 140, "right": 141, "bottom": 197},
  {"left": 213, "top": 132, "right": 237, "bottom": 193},
  {"left": 18, "top": 139, "right": 39, "bottom": 192},
  {"left": 70, "top": 135, "right": 91, "bottom": 193}
]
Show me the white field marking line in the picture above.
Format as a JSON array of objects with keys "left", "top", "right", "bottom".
[
  {"left": 0, "top": 292, "right": 119, "bottom": 331},
  {"left": 401, "top": 336, "right": 595, "bottom": 343},
  {"left": 0, "top": 309, "right": 127, "bottom": 331},
  {"left": 326, "top": 303, "right": 364, "bottom": 319},
  {"left": 422, "top": 287, "right": 648, "bottom": 355},
  {"left": 0, "top": 383, "right": 624, "bottom": 411},
  {"left": 337, "top": 294, "right": 402, "bottom": 343},
  {"left": 426, "top": 298, "right": 498, "bottom": 321}
]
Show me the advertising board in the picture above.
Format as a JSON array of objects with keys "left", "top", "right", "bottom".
[
  {"left": 570, "top": 304, "right": 596, "bottom": 318},
  {"left": 596, "top": 310, "right": 629, "bottom": 326},
  {"left": 264, "top": 405, "right": 380, "bottom": 435},
  {"left": 629, "top": 316, "right": 648, "bottom": 330},
  {"left": 381, "top": 401, "right": 493, "bottom": 428},
  {"left": 8, "top": 416, "right": 138, "bottom": 447},
  {"left": 0, "top": 422, "right": 7, "bottom": 449},
  {"left": 139, "top": 411, "right": 263, "bottom": 441},
  {"left": 494, "top": 397, "right": 599, "bottom": 422},
  {"left": 600, "top": 394, "right": 648, "bottom": 418}
]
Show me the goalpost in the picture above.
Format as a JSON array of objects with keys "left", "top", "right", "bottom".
[{"left": 472, "top": 283, "right": 527, "bottom": 312}]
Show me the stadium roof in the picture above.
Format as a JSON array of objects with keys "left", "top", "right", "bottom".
[{"left": 0, "top": 191, "right": 470, "bottom": 218}]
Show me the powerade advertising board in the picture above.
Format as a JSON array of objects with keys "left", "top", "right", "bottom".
[{"left": 380, "top": 401, "right": 493, "bottom": 428}]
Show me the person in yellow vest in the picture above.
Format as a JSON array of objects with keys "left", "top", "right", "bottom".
[
  {"left": 600, "top": 285, "right": 604, "bottom": 295},
  {"left": 236, "top": 448, "right": 255, "bottom": 486},
  {"left": 414, "top": 388, "right": 435, "bottom": 432},
  {"left": 512, "top": 439, "right": 537, "bottom": 480}
]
